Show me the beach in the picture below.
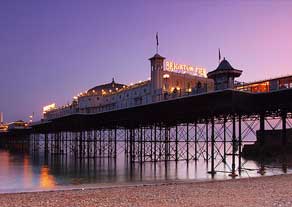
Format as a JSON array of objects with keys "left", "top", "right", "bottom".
[{"left": 1, "top": 174, "right": 292, "bottom": 207}]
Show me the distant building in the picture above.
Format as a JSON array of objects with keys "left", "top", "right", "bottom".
[
  {"left": 43, "top": 52, "right": 214, "bottom": 120},
  {"left": 7, "top": 120, "right": 28, "bottom": 130}
]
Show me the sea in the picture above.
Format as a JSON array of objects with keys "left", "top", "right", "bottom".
[{"left": 0, "top": 144, "right": 290, "bottom": 193}]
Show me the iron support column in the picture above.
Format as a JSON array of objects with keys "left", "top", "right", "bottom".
[
  {"left": 282, "top": 112, "right": 287, "bottom": 151},
  {"left": 140, "top": 127, "right": 143, "bottom": 164},
  {"left": 229, "top": 115, "right": 237, "bottom": 177},
  {"left": 194, "top": 120, "right": 198, "bottom": 161},
  {"left": 258, "top": 113, "right": 265, "bottom": 175},
  {"left": 206, "top": 120, "right": 209, "bottom": 161},
  {"left": 114, "top": 128, "right": 117, "bottom": 158},
  {"left": 210, "top": 116, "right": 215, "bottom": 175},
  {"left": 282, "top": 111, "right": 287, "bottom": 172},
  {"left": 186, "top": 123, "right": 189, "bottom": 162},
  {"left": 175, "top": 125, "right": 178, "bottom": 161},
  {"left": 130, "top": 128, "right": 133, "bottom": 163},
  {"left": 223, "top": 117, "right": 227, "bottom": 162},
  {"left": 238, "top": 115, "right": 242, "bottom": 174},
  {"left": 154, "top": 124, "right": 157, "bottom": 162}
]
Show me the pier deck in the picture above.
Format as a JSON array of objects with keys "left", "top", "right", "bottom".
[{"left": 32, "top": 89, "right": 292, "bottom": 131}]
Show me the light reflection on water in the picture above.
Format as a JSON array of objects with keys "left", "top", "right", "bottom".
[
  {"left": 40, "top": 166, "right": 56, "bottom": 188},
  {"left": 0, "top": 149, "right": 290, "bottom": 193}
]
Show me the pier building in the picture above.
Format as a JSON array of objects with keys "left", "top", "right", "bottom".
[{"left": 43, "top": 53, "right": 215, "bottom": 120}]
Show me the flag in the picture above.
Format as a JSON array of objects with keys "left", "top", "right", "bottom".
[
  {"left": 219, "top": 48, "right": 221, "bottom": 62},
  {"left": 156, "top": 32, "right": 159, "bottom": 46}
]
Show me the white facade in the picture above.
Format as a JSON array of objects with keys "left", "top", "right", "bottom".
[{"left": 78, "top": 81, "right": 151, "bottom": 114}]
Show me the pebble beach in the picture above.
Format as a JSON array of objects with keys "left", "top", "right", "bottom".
[{"left": 1, "top": 174, "right": 292, "bottom": 207}]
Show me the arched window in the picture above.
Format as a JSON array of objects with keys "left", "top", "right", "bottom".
[{"left": 197, "top": 81, "right": 202, "bottom": 88}]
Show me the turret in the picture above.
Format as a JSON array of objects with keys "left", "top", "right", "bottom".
[
  {"left": 149, "top": 53, "right": 165, "bottom": 101},
  {"left": 207, "top": 58, "right": 242, "bottom": 90}
]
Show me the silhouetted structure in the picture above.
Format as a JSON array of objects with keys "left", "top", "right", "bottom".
[{"left": 208, "top": 58, "right": 242, "bottom": 90}]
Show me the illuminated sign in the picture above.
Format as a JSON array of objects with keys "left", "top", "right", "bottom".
[
  {"left": 43, "top": 103, "right": 57, "bottom": 114},
  {"left": 165, "top": 61, "right": 207, "bottom": 78}
]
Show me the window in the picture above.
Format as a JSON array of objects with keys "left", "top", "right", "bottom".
[{"left": 187, "top": 82, "right": 191, "bottom": 89}]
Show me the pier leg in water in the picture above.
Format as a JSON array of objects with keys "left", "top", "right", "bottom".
[
  {"left": 150, "top": 126, "right": 153, "bottom": 161},
  {"left": 229, "top": 115, "right": 238, "bottom": 177},
  {"left": 208, "top": 116, "right": 216, "bottom": 176},
  {"left": 175, "top": 124, "right": 178, "bottom": 161},
  {"left": 281, "top": 111, "right": 287, "bottom": 173},
  {"left": 154, "top": 124, "right": 157, "bottom": 162},
  {"left": 140, "top": 127, "right": 143, "bottom": 164},
  {"left": 165, "top": 127, "right": 168, "bottom": 161},
  {"left": 258, "top": 113, "right": 266, "bottom": 175},
  {"left": 114, "top": 127, "right": 117, "bottom": 159},
  {"left": 186, "top": 123, "right": 189, "bottom": 162},
  {"left": 238, "top": 115, "right": 242, "bottom": 175},
  {"left": 205, "top": 120, "right": 209, "bottom": 162},
  {"left": 223, "top": 116, "right": 227, "bottom": 163},
  {"left": 194, "top": 119, "right": 198, "bottom": 161},
  {"left": 129, "top": 128, "right": 133, "bottom": 164}
]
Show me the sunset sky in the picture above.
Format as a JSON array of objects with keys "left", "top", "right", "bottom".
[{"left": 1, "top": 0, "right": 292, "bottom": 122}]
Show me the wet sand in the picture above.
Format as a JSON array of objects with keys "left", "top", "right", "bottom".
[{"left": 1, "top": 174, "right": 292, "bottom": 207}]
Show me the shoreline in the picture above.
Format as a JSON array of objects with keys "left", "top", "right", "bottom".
[
  {"left": 1, "top": 169, "right": 288, "bottom": 195},
  {"left": 1, "top": 174, "right": 292, "bottom": 206},
  {"left": 0, "top": 172, "right": 273, "bottom": 195}
]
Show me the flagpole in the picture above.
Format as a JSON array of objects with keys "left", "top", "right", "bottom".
[
  {"left": 156, "top": 32, "right": 159, "bottom": 54},
  {"left": 218, "top": 48, "right": 221, "bottom": 64}
]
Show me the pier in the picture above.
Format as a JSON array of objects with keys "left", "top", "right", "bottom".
[{"left": 2, "top": 88, "right": 292, "bottom": 177}]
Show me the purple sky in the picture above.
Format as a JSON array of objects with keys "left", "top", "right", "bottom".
[{"left": 1, "top": 0, "right": 292, "bottom": 122}]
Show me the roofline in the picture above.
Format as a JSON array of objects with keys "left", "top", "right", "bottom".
[
  {"left": 149, "top": 53, "right": 165, "bottom": 60},
  {"left": 87, "top": 82, "right": 127, "bottom": 92},
  {"left": 207, "top": 69, "right": 242, "bottom": 78},
  {"left": 238, "top": 74, "right": 292, "bottom": 86}
]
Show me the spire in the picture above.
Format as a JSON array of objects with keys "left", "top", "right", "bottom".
[{"left": 112, "top": 78, "right": 115, "bottom": 83}]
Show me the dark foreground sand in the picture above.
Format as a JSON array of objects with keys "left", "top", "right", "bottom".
[{"left": 1, "top": 175, "right": 292, "bottom": 207}]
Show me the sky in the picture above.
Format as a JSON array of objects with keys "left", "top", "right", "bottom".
[{"left": 0, "top": 0, "right": 292, "bottom": 122}]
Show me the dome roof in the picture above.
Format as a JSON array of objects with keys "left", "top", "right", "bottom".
[{"left": 87, "top": 78, "right": 126, "bottom": 94}]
